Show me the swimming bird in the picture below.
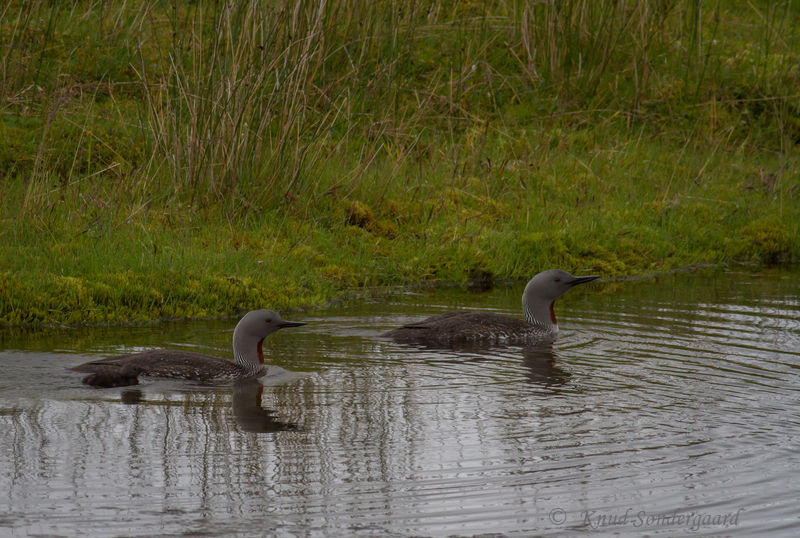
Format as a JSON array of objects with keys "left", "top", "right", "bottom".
[
  {"left": 72, "top": 309, "right": 305, "bottom": 387},
  {"left": 383, "top": 269, "right": 599, "bottom": 345}
]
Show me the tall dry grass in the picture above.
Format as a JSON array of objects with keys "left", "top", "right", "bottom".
[{"left": 1, "top": 1, "right": 798, "bottom": 215}]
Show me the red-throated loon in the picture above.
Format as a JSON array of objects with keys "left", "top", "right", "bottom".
[
  {"left": 383, "top": 269, "right": 599, "bottom": 345},
  {"left": 72, "top": 309, "right": 305, "bottom": 387}
]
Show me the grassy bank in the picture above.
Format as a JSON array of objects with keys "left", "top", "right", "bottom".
[{"left": 1, "top": 0, "right": 799, "bottom": 325}]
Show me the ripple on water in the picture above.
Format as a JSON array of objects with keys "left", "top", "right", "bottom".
[{"left": 1, "top": 267, "right": 799, "bottom": 536}]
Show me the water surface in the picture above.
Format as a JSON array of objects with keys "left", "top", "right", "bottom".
[{"left": 1, "top": 266, "right": 799, "bottom": 536}]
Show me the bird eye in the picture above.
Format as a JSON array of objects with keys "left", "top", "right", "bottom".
[
  {"left": 266, "top": 319, "right": 272, "bottom": 323},
  {"left": 554, "top": 277, "right": 561, "bottom": 282}
]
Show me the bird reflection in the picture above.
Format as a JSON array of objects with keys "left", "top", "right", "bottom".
[
  {"left": 120, "top": 388, "right": 144, "bottom": 404},
  {"left": 117, "top": 379, "right": 298, "bottom": 433},
  {"left": 232, "top": 378, "right": 299, "bottom": 433},
  {"left": 521, "top": 344, "right": 571, "bottom": 387},
  {"left": 386, "top": 338, "right": 572, "bottom": 389}
]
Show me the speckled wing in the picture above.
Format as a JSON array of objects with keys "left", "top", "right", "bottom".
[
  {"left": 383, "top": 311, "right": 541, "bottom": 345},
  {"left": 72, "top": 349, "right": 240, "bottom": 382}
]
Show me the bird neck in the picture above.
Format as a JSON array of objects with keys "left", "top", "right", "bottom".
[
  {"left": 522, "top": 295, "right": 558, "bottom": 333},
  {"left": 232, "top": 330, "right": 266, "bottom": 376}
]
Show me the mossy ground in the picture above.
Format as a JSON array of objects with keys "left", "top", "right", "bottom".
[{"left": 1, "top": 1, "right": 798, "bottom": 325}]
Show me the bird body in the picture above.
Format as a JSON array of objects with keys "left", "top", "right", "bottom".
[
  {"left": 383, "top": 269, "right": 598, "bottom": 345},
  {"left": 72, "top": 309, "right": 305, "bottom": 387},
  {"left": 384, "top": 311, "right": 553, "bottom": 345}
]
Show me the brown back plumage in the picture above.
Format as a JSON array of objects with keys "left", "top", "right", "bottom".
[
  {"left": 383, "top": 311, "right": 551, "bottom": 345},
  {"left": 72, "top": 350, "right": 245, "bottom": 385}
]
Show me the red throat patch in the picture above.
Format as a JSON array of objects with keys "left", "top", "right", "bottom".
[
  {"left": 257, "top": 339, "right": 264, "bottom": 364},
  {"left": 549, "top": 301, "right": 557, "bottom": 324}
]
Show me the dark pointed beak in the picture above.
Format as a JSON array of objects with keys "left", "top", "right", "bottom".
[
  {"left": 568, "top": 275, "right": 600, "bottom": 287},
  {"left": 278, "top": 321, "right": 306, "bottom": 329}
]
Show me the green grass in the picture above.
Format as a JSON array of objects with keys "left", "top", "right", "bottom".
[{"left": 1, "top": 0, "right": 799, "bottom": 325}]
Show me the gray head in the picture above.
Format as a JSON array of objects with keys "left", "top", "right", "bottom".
[
  {"left": 232, "top": 309, "right": 306, "bottom": 371},
  {"left": 234, "top": 309, "right": 305, "bottom": 340},
  {"left": 522, "top": 269, "right": 599, "bottom": 328}
]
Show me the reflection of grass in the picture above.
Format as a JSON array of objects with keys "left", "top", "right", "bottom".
[{"left": 1, "top": 1, "right": 798, "bottom": 324}]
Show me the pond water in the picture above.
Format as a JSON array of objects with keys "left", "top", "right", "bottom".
[{"left": 1, "top": 266, "right": 799, "bottom": 537}]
